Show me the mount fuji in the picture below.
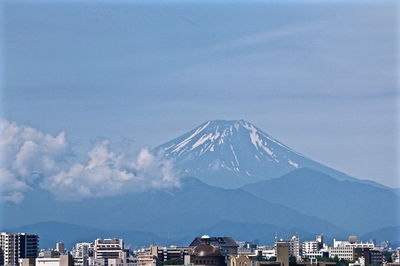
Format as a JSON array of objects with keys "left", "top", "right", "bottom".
[{"left": 155, "top": 119, "right": 361, "bottom": 188}]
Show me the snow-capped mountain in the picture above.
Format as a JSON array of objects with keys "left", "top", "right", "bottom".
[{"left": 154, "top": 119, "right": 356, "bottom": 188}]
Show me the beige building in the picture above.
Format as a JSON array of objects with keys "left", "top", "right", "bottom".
[
  {"left": 19, "top": 258, "right": 36, "bottom": 266},
  {"left": 275, "top": 242, "right": 289, "bottom": 266},
  {"left": 230, "top": 255, "right": 256, "bottom": 266},
  {"left": 35, "top": 254, "right": 75, "bottom": 266},
  {"left": 93, "top": 238, "right": 127, "bottom": 266}
]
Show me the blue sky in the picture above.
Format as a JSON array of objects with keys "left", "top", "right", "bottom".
[{"left": 1, "top": 0, "right": 399, "bottom": 187}]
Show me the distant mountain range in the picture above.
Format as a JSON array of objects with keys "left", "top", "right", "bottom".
[
  {"left": 361, "top": 226, "right": 400, "bottom": 247},
  {"left": 0, "top": 177, "right": 347, "bottom": 248},
  {"left": 3, "top": 221, "right": 165, "bottom": 249},
  {"left": 1, "top": 120, "right": 399, "bottom": 248},
  {"left": 241, "top": 168, "right": 399, "bottom": 234}
]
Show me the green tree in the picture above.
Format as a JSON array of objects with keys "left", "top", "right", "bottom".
[
  {"left": 289, "top": 255, "right": 297, "bottom": 266},
  {"left": 382, "top": 251, "right": 393, "bottom": 263}
]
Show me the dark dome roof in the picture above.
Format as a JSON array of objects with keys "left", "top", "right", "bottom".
[{"left": 191, "top": 244, "right": 222, "bottom": 257}]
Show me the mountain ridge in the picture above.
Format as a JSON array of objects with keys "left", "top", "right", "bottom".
[
  {"left": 242, "top": 168, "right": 400, "bottom": 234},
  {"left": 0, "top": 176, "right": 346, "bottom": 240}
]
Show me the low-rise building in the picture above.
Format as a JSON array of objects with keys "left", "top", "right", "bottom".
[
  {"left": 150, "top": 245, "right": 189, "bottom": 263},
  {"left": 189, "top": 236, "right": 239, "bottom": 257},
  {"left": 36, "top": 254, "right": 74, "bottom": 266},
  {"left": 187, "top": 238, "right": 227, "bottom": 266},
  {"left": 255, "top": 246, "right": 275, "bottom": 260},
  {"left": 329, "top": 237, "right": 374, "bottom": 260},
  {"left": 19, "top": 258, "right": 36, "bottom": 266}
]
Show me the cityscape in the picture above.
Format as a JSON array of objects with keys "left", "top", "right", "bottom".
[
  {"left": 1, "top": 232, "right": 400, "bottom": 266},
  {"left": 1, "top": 1, "right": 398, "bottom": 266}
]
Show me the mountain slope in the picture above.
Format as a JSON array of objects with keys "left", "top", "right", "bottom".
[
  {"left": 2, "top": 219, "right": 346, "bottom": 249},
  {"left": 361, "top": 226, "right": 400, "bottom": 246},
  {"left": 154, "top": 120, "right": 366, "bottom": 188},
  {"left": 242, "top": 168, "right": 400, "bottom": 234},
  {"left": 0, "top": 177, "right": 345, "bottom": 241},
  {"left": 197, "top": 220, "right": 315, "bottom": 244}
]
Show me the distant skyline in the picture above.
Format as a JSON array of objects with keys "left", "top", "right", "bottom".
[{"left": 1, "top": 0, "right": 399, "bottom": 187}]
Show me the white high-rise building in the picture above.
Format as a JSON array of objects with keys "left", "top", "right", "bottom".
[
  {"left": 289, "top": 236, "right": 301, "bottom": 260},
  {"left": 0, "top": 232, "right": 18, "bottom": 266},
  {"left": 73, "top": 242, "right": 93, "bottom": 266}
]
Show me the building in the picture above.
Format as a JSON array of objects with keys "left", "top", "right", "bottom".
[
  {"left": 132, "top": 250, "right": 156, "bottom": 266},
  {"left": 289, "top": 236, "right": 301, "bottom": 260},
  {"left": 353, "top": 248, "right": 370, "bottom": 264},
  {"left": 0, "top": 232, "right": 18, "bottom": 265},
  {"left": 72, "top": 242, "right": 93, "bottom": 266},
  {"left": 55, "top": 243, "right": 65, "bottom": 255},
  {"left": 302, "top": 235, "right": 326, "bottom": 260},
  {"left": 370, "top": 249, "right": 383, "bottom": 264},
  {"left": 275, "top": 242, "right": 289, "bottom": 266},
  {"left": 302, "top": 241, "right": 318, "bottom": 254},
  {"left": 257, "top": 261, "right": 282, "bottom": 266},
  {"left": 189, "top": 235, "right": 239, "bottom": 256},
  {"left": 19, "top": 233, "right": 40, "bottom": 260},
  {"left": 256, "top": 246, "right": 275, "bottom": 260},
  {"left": 187, "top": 235, "right": 229, "bottom": 266},
  {"left": 94, "top": 238, "right": 127, "bottom": 266},
  {"left": 353, "top": 248, "right": 383, "bottom": 265},
  {"left": 150, "top": 246, "right": 189, "bottom": 263},
  {"left": 329, "top": 237, "right": 374, "bottom": 260},
  {"left": 349, "top": 257, "right": 365, "bottom": 266},
  {"left": 0, "top": 232, "right": 39, "bottom": 266},
  {"left": 107, "top": 257, "right": 141, "bottom": 266},
  {"left": 19, "top": 258, "right": 36, "bottom": 266},
  {"left": 38, "top": 249, "right": 61, "bottom": 259},
  {"left": 237, "top": 242, "right": 257, "bottom": 255},
  {"left": 230, "top": 255, "right": 256, "bottom": 266},
  {"left": 36, "top": 254, "right": 74, "bottom": 266},
  {"left": 315, "top": 236, "right": 324, "bottom": 251}
]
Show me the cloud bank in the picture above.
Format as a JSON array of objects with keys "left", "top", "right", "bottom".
[{"left": 0, "top": 120, "right": 179, "bottom": 203}]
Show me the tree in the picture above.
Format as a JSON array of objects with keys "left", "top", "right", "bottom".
[
  {"left": 382, "top": 251, "right": 393, "bottom": 263},
  {"left": 289, "top": 255, "right": 297, "bottom": 266}
]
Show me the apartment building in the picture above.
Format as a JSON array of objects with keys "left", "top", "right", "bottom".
[
  {"left": 73, "top": 242, "right": 93, "bottom": 266},
  {"left": 94, "top": 238, "right": 128, "bottom": 266},
  {"left": 0, "top": 232, "right": 39, "bottom": 266}
]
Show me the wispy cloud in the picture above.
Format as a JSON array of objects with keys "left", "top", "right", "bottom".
[{"left": 206, "top": 23, "right": 317, "bottom": 53}]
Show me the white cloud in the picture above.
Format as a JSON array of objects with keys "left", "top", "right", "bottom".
[
  {"left": 42, "top": 141, "right": 179, "bottom": 200},
  {"left": 0, "top": 120, "right": 180, "bottom": 202},
  {"left": 0, "top": 168, "right": 29, "bottom": 204},
  {"left": 0, "top": 120, "right": 68, "bottom": 203}
]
